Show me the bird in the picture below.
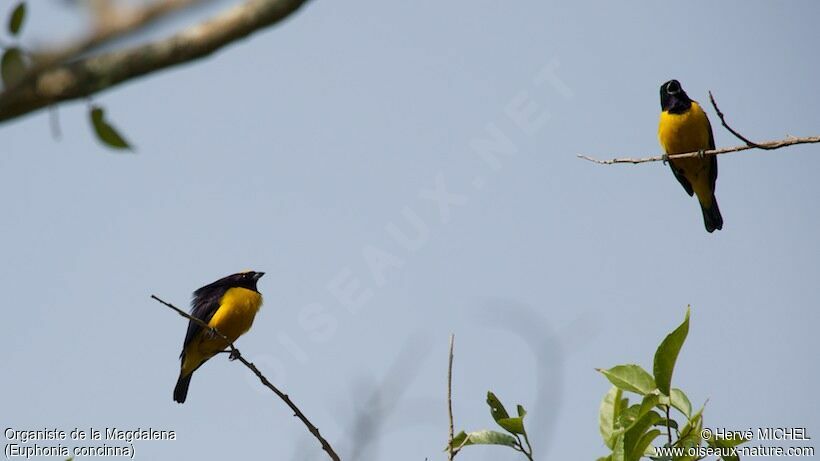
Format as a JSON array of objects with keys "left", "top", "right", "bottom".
[
  {"left": 658, "top": 79, "right": 723, "bottom": 232},
  {"left": 173, "top": 270, "right": 265, "bottom": 403}
]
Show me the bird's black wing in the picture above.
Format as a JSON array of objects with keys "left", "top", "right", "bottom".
[
  {"left": 669, "top": 163, "right": 694, "bottom": 196},
  {"left": 180, "top": 278, "right": 230, "bottom": 358}
]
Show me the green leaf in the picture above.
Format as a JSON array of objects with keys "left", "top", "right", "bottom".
[
  {"left": 618, "top": 394, "right": 629, "bottom": 415},
  {"left": 486, "top": 391, "right": 510, "bottom": 422},
  {"left": 464, "top": 430, "right": 517, "bottom": 447},
  {"left": 600, "top": 386, "right": 623, "bottom": 448},
  {"left": 447, "top": 430, "right": 517, "bottom": 450},
  {"left": 653, "top": 307, "right": 690, "bottom": 395},
  {"left": 449, "top": 431, "right": 468, "bottom": 451},
  {"left": 670, "top": 388, "right": 691, "bottom": 418},
  {"left": 516, "top": 404, "right": 527, "bottom": 418},
  {"left": 655, "top": 418, "right": 678, "bottom": 430},
  {"left": 623, "top": 410, "right": 661, "bottom": 460},
  {"left": 616, "top": 404, "right": 640, "bottom": 429},
  {"left": 639, "top": 393, "right": 660, "bottom": 416},
  {"left": 717, "top": 434, "right": 750, "bottom": 448},
  {"left": 633, "top": 428, "right": 662, "bottom": 460},
  {"left": 675, "top": 406, "right": 704, "bottom": 461},
  {"left": 597, "top": 456, "right": 612, "bottom": 461},
  {"left": 89, "top": 106, "right": 132, "bottom": 150},
  {"left": 612, "top": 432, "right": 625, "bottom": 461},
  {"left": 497, "top": 417, "right": 525, "bottom": 435},
  {"left": 8, "top": 2, "right": 26, "bottom": 35},
  {"left": 598, "top": 364, "right": 657, "bottom": 395},
  {"left": 678, "top": 405, "right": 704, "bottom": 441},
  {"left": 1, "top": 47, "right": 25, "bottom": 87}
]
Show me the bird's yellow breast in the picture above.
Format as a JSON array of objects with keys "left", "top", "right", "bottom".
[
  {"left": 207, "top": 287, "right": 263, "bottom": 342},
  {"left": 180, "top": 287, "right": 263, "bottom": 376},
  {"left": 658, "top": 101, "right": 711, "bottom": 155}
]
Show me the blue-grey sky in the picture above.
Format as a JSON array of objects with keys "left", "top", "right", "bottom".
[{"left": 2, "top": 1, "right": 818, "bottom": 460}]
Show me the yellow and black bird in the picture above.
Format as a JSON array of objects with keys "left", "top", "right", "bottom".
[
  {"left": 174, "top": 270, "right": 265, "bottom": 403},
  {"left": 658, "top": 79, "right": 723, "bottom": 232}
]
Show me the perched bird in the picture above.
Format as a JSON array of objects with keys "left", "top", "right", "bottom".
[
  {"left": 174, "top": 270, "right": 265, "bottom": 403},
  {"left": 658, "top": 79, "right": 723, "bottom": 232}
]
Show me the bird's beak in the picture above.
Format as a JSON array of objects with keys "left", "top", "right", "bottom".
[{"left": 254, "top": 271, "right": 265, "bottom": 281}]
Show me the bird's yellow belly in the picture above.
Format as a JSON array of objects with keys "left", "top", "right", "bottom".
[
  {"left": 658, "top": 108, "right": 711, "bottom": 155},
  {"left": 182, "top": 287, "right": 262, "bottom": 373},
  {"left": 206, "top": 287, "right": 262, "bottom": 342},
  {"left": 658, "top": 103, "right": 715, "bottom": 204}
]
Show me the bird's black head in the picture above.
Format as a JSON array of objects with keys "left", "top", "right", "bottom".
[
  {"left": 195, "top": 270, "right": 265, "bottom": 296},
  {"left": 233, "top": 270, "right": 265, "bottom": 291},
  {"left": 660, "top": 79, "right": 692, "bottom": 114}
]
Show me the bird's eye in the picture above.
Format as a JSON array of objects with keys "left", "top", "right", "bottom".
[{"left": 667, "top": 81, "right": 680, "bottom": 93}]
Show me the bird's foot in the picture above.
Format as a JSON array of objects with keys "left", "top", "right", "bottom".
[
  {"left": 228, "top": 349, "right": 241, "bottom": 361},
  {"left": 697, "top": 149, "right": 705, "bottom": 159},
  {"left": 662, "top": 153, "right": 669, "bottom": 165}
]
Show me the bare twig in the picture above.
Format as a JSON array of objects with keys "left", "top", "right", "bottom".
[
  {"left": 522, "top": 431, "right": 534, "bottom": 461},
  {"left": 447, "top": 334, "right": 455, "bottom": 461},
  {"left": 707, "top": 91, "right": 772, "bottom": 149},
  {"left": 578, "top": 136, "right": 820, "bottom": 165},
  {"left": 578, "top": 92, "right": 819, "bottom": 165},
  {"left": 0, "top": 0, "right": 311, "bottom": 124},
  {"left": 151, "top": 294, "right": 341, "bottom": 461}
]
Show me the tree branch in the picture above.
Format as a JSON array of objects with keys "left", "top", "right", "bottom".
[
  {"left": 707, "top": 91, "right": 772, "bottom": 150},
  {"left": 150, "top": 294, "right": 341, "bottom": 461},
  {"left": 0, "top": 0, "right": 311, "bottom": 124},
  {"left": 577, "top": 135, "right": 819, "bottom": 164},
  {"left": 33, "top": 0, "right": 212, "bottom": 66},
  {"left": 578, "top": 91, "right": 820, "bottom": 165}
]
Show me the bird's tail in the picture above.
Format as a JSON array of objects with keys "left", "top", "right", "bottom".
[
  {"left": 700, "top": 195, "right": 723, "bottom": 233},
  {"left": 173, "top": 373, "right": 193, "bottom": 404}
]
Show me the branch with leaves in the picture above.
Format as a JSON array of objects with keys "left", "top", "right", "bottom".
[
  {"left": 578, "top": 92, "right": 819, "bottom": 165},
  {"left": 32, "top": 0, "right": 213, "bottom": 67},
  {"left": 597, "top": 308, "right": 748, "bottom": 461},
  {"left": 0, "top": 0, "right": 310, "bottom": 149},
  {"left": 447, "top": 392, "right": 534, "bottom": 460},
  {"left": 150, "top": 294, "right": 341, "bottom": 461},
  {"left": 445, "top": 335, "right": 535, "bottom": 460}
]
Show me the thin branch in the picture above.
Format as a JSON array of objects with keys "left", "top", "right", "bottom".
[
  {"left": 512, "top": 433, "right": 534, "bottom": 461},
  {"left": 0, "top": 0, "right": 213, "bottom": 112},
  {"left": 447, "top": 334, "right": 455, "bottom": 461},
  {"left": 665, "top": 404, "right": 672, "bottom": 446},
  {"left": 513, "top": 433, "right": 535, "bottom": 461},
  {"left": 522, "top": 431, "right": 534, "bottom": 461},
  {"left": 578, "top": 91, "right": 820, "bottom": 165},
  {"left": 707, "top": 91, "right": 772, "bottom": 149},
  {"left": 578, "top": 135, "right": 820, "bottom": 165},
  {"left": 150, "top": 294, "right": 341, "bottom": 461},
  {"left": 0, "top": 0, "right": 311, "bottom": 124}
]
